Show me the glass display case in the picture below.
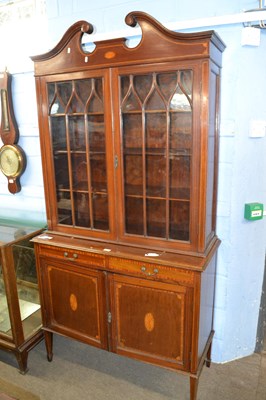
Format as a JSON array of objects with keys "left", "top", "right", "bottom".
[{"left": 0, "top": 221, "right": 44, "bottom": 373}]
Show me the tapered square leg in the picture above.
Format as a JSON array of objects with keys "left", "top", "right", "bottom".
[
  {"left": 15, "top": 350, "right": 29, "bottom": 374},
  {"left": 190, "top": 376, "right": 199, "bottom": 400},
  {"left": 44, "top": 331, "right": 53, "bottom": 362}
]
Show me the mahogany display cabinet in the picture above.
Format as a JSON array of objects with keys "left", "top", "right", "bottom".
[
  {"left": 0, "top": 220, "right": 43, "bottom": 373},
  {"left": 31, "top": 12, "right": 225, "bottom": 400}
]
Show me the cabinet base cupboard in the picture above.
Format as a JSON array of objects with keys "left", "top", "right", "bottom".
[{"left": 31, "top": 12, "right": 225, "bottom": 400}]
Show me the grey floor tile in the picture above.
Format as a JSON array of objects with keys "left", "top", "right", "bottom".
[{"left": 0, "top": 336, "right": 265, "bottom": 400}]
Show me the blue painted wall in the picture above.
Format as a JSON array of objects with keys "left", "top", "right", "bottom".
[{"left": 0, "top": 0, "right": 265, "bottom": 363}]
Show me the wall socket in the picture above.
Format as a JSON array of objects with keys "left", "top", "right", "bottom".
[{"left": 249, "top": 120, "right": 266, "bottom": 138}]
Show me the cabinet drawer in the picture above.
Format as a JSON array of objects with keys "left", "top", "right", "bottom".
[
  {"left": 108, "top": 257, "right": 194, "bottom": 285},
  {"left": 37, "top": 245, "right": 105, "bottom": 268}
]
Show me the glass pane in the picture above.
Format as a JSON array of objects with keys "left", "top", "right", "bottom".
[
  {"left": 47, "top": 82, "right": 56, "bottom": 108},
  {"left": 147, "top": 199, "right": 166, "bottom": 238},
  {"left": 120, "top": 76, "right": 130, "bottom": 99},
  {"left": 124, "top": 155, "right": 143, "bottom": 196},
  {"left": 125, "top": 197, "right": 144, "bottom": 235},
  {"left": 170, "top": 70, "right": 192, "bottom": 111},
  {"left": 74, "top": 192, "right": 90, "bottom": 227},
  {"left": 122, "top": 91, "right": 141, "bottom": 111},
  {"left": 72, "top": 153, "right": 88, "bottom": 191},
  {"left": 90, "top": 154, "right": 107, "bottom": 193},
  {"left": 121, "top": 75, "right": 141, "bottom": 112},
  {"left": 123, "top": 114, "right": 142, "bottom": 151},
  {"left": 13, "top": 239, "right": 41, "bottom": 338},
  {"left": 86, "top": 78, "right": 103, "bottom": 113},
  {"left": 180, "top": 70, "right": 193, "bottom": 97},
  {"left": 57, "top": 191, "right": 72, "bottom": 225},
  {"left": 69, "top": 116, "right": 86, "bottom": 151},
  {"left": 95, "top": 78, "right": 104, "bottom": 105},
  {"left": 146, "top": 113, "right": 166, "bottom": 151},
  {"left": 93, "top": 194, "right": 109, "bottom": 230},
  {"left": 0, "top": 261, "right": 12, "bottom": 336},
  {"left": 87, "top": 93, "right": 103, "bottom": 113},
  {"left": 134, "top": 75, "right": 152, "bottom": 102},
  {"left": 170, "top": 91, "right": 190, "bottom": 111},
  {"left": 51, "top": 116, "right": 67, "bottom": 151},
  {"left": 146, "top": 155, "right": 166, "bottom": 197},
  {"left": 57, "top": 82, "right": 72, "bottom": 109},
  {"left": 169, "top": 155, "right": 190, "bottom": 200},
  {"left": 48, "top": 82, "right": 72, "bottom": 114},
  {"left": 145, "top": 89, "right": 165, "bottom": 110},
  {"left": 88, "top": 115, "right": 105, "bottom": 152},
  {"left": 170, "top": 113, "right": 192, "bottom": 151},
  {"left": 48, "top": 83, "right": 63, "bottom": 114},
  {"left": 169, "top": 201, "right": 189, "bottom": 241},
  {"left": 54, "top": 153, "right": 69, "bottom": 190},
  {"left": 206, "top": 130, "right": 215, "bottom": 238},
  {"left": 68, "top": 92, "right": 84, "bottom": 114},
  {"left": 0, "top": 225, "right": 41, "bottom": 245},
  {"left": 205, "top": 71, "right": 217, "bottom": 241},
  {"left": 75, "top": 79, "right": 91, "bottom": 104},
  {"left": 157, "top": 72, "right": 177, "bottom": 101}
]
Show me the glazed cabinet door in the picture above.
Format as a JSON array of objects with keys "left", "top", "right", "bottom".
[
  {"left": 112, "top": 63, "right": 200, "bottom": 252},
  {"left": 38, "top": 70, "right": 116, "bottom": 240},
  {"left": 108, "top": 274, "right": 193, "bottom": 371},
  {"left": 39, "top": 258, "right": 108, "bottom": 349}
]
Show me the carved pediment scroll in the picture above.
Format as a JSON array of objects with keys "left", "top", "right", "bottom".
[{"left": 31, "top": 12, "right": 225, "bottom": 76}]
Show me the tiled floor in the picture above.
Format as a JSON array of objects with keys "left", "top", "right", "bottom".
[
  {"left": 0, "top": 336, "right": 265, "bottom": 400},
  {"left": 199, "top": 351, "right": 266, "bottom": 400}
]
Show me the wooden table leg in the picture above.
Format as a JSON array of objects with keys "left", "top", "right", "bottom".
[
  {"left": 190, "top": 376, "right": 199, "bottom": 400},
  {"left": 44, "top": 331, "right": 53, "bottom": 362},
  {"left": 15, "top": 349, "right": 29, "bottom": 374}
]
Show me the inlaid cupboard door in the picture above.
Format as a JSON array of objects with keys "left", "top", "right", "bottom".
[
  {"left": 39, "top": 259, "right": 108, "bottom": 349},
  {"left": 108, "top": 274, "right": 193, "bottom": 371}
]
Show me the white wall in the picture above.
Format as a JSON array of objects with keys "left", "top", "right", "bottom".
[
  {"left": 0, "top": 1, "right": 47, "bottom": 224},
  {"left": 213, "top": 24, "right": 266, "bottom": 361},
  {"left": 0, "top": 0, "right": 265, "bottom": 362}
]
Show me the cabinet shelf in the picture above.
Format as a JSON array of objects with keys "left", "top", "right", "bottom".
[
  {"left": 50, "top": 112, "right": 105, "bottom": 117},
  {"left": 54, "top": 149, "right": 106, "bottom": 155},
  {"left": 125, "top": 186, "right": 190, "bottom": 200},
  {"left": 123, "top": 148, "right": 191, "bottom": 156},
  {"left": 58, "top": 184, "right": 107, "bottom": 194},
  {"left": 122, "top": 109, "right": 192, "bottom": 114},
  {"left": 58, "top": 189, "right": 107, "bottom": 196}
]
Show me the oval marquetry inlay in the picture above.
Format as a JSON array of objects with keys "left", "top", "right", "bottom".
[
  {"left": 144, "top": 312, "right": 155, "bottom": 332},
  {"left": 104, "top": 51, "right": 116, "bottom": 59},
  {"left": 69, "top": 293, "right": 78, "bottom": 311}
]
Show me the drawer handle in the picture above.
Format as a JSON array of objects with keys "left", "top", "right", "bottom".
[
  {"left": 140, "top": 266, "right": 159, "bottom": 276},
  {"left": 64, "top": 252, "right": 78, "bottom": 261}
]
